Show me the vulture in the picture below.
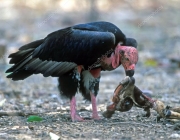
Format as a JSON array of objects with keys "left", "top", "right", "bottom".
[{"left": 6, "top": 21, "right": 138, "bottom": 122}]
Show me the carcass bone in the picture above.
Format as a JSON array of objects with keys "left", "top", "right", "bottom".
[
  {"left": 153, "top": 100, "right": 180, "bottom": 120},
  {"left": 103, "top": 76, "right": 155, "bottom": 118}
]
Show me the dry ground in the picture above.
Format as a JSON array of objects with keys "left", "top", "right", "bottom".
[{"left": 0, "top": 65, "right": 180, "bottom": 140}]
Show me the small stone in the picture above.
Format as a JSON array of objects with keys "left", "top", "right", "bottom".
[
  {"left": 12, "top": 126, "right": 20, "bottom": 130},
  {"left": 28, "top": 125, "right": 34, "bottom": 130},
  {"left": 169, "top": 133, "right": 180, "bottom": 139},
  {"left": 173, "top": 123, "right": 180, "bottom": 130},
  {"left": 165, "top": 124, "right": 173, "bottom": 128}
]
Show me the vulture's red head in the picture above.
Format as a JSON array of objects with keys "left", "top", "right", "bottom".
[{"left": 119, "top": 38, "right": 138, "bottom": 77}]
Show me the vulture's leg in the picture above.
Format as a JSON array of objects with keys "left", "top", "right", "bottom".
[
  {"left": 81, "top": 69, "right": 101, "bottom": 120},
  {"left": 90, "top": 92, "right": 100, "bottom": 120},
  {"left": 58, "top": 66, "right": 84, "bottom": 122},
  {"left": 70, "top": 96, "right": 84, "bottom": 121},
  {"left": 90, "top": 70, "right": 101, "bottom": 120}
]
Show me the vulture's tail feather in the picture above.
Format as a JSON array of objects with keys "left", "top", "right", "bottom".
[
  {"left": 6, "top": 39, "right": 44, "bottom": 80},
  {"left": 6, "top": 39, "right": 77, "bottom": 81}
]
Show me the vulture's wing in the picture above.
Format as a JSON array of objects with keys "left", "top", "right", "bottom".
[
  {"left": 6, "top": 22, "right": 123, "bottom": 80},
  {"left": 32, "top": 26, "right": 116, "bottom": 66}
]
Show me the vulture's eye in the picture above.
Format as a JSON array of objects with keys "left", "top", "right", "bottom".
[
  {"left": 119, "top": 50, "right": 124, "bottom": 55},
  {"left": 125, "top": 58, "right": 129, "bottom": 61}
]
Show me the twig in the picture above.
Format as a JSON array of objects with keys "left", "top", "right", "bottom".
[
  {"left": 0, "top": 111, "right": 38, "bottom": 116},
  {"left": 107, "top": 122, "right": 151, "bottom": 127},
  {"left": 0, "top": 110, "right": 68, "bottom": 117}
]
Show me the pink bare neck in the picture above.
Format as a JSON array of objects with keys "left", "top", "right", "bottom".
[
  {"left": 111, "top": 45, "right": 121, "bottom": 68},
  {"left": 101, "top": 44, "right": 124, "bottom": 69}
]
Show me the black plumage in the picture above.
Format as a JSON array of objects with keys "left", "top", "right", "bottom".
[
  {"left": 58, "top": 71, "right": 79, "bottom": 100},
  {"left": 6, "top": 21, "right": 126, "bottom": 80},
  {"left": 32, "top": 22, "right": 125, "bottom": 66},
  {"left": 58, "top": 71, "right": 100, "bottom": 101},
  {"left": 79, "top": 75, "right": 100, "bottom": 101}
]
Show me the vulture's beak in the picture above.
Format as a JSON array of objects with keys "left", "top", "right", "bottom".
[
  {"left": 125, "top": 70, "right": 134, "bottom": 77},
  {"left": 125, "top": 64, "right": 135, "bottom": 77}
]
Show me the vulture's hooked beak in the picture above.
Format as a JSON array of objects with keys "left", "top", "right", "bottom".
[
  {"left": 125, "top": 63, "right": 135, "bottom": 77},
  {"left": 125, "top": 69, "right": 134, "bottom": 77}
]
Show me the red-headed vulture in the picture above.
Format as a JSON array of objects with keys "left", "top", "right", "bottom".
[{"left": 6, "top": 21, "right": 138, "bottom": 122}]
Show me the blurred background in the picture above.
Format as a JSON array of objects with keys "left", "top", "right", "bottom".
[{"left": 0, "top": 0, "right": 180, "bottom": 119}]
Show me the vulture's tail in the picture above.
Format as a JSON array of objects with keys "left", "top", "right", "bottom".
[
  {"left": 6, "top": 39, "right": 44, "bottom": 80},
  {"left": 6, "top": 39, "right": 77, "bottom": 81}
]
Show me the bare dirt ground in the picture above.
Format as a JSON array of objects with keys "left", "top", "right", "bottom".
[
  {"left": 0, "top": 66, "right": 180, "bottom": 140},
  {"left": 0, "top": 0, "right": 180, "bottom": 139}
]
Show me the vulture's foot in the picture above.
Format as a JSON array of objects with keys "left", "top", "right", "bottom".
[
  {"left": 71, "top": 115, "right": 84, "bottom": 122},
  {"left": 92, "top": 114, "right": 101, "bottom": 120}
]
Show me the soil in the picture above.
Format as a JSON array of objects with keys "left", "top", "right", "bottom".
[{"left": 0, "top": 66, "right": 180, "bottom": 140}]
